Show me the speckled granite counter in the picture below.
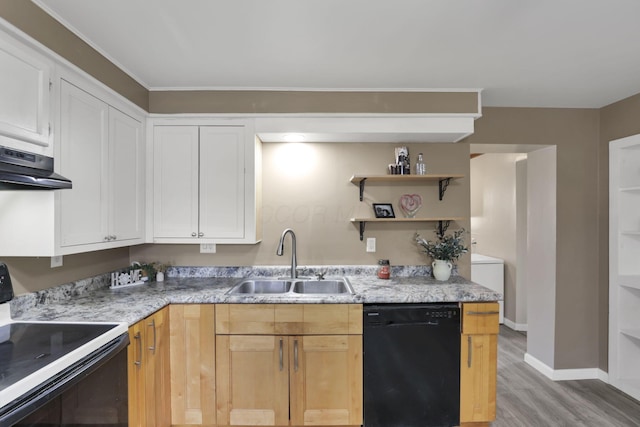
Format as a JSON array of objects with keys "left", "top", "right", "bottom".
[{"left": 9, "top": 266, "right": 502, "bottom": 326}]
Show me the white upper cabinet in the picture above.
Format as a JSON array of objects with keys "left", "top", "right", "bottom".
[
  {"left": 153, "top": 126, "right": 200, "bottom": 239},
  {"left": 109, "top": 107, "right": 145, "bottom": 242},
  {"left": 59, "top": 79, "right": 144, "bottom": 250},
  {"left": 199, "top": 126, "right": 245, "bottom": 239},
  {"left": 59, "top": 80, "right": 109, "bottom": 246},
  {"left": 152, "top": 120, "right": 261, "bottom": 244},
  {"left": 0, "top": 30, "right": 52, "bottom": 153}
]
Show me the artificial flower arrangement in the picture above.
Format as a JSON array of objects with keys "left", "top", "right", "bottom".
[{"left": 415, "top": 227, "right": 468, "bottom": 263}]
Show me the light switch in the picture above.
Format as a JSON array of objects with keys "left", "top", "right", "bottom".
[{"left": 366, "top": 238, "right": 376, "bottom": 252}]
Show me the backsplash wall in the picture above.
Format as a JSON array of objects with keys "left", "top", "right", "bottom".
[{"left": 130, "top": 141, "right": 471, "bottom": 277}]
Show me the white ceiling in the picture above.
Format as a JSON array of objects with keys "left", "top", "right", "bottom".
[{"left": 33, "top": 0, "right": 640, "bottom": 108}]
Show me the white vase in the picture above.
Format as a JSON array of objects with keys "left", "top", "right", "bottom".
[
  {"left": 432, "top": 259, "right": 452, "bottom": 281},
  {"left": 156, "top": 271, "right": 165, "bottom": 282}
]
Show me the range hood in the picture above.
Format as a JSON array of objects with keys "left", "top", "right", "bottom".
[{"left": 0, "top": 145, "right": 72, "bottom": 190}]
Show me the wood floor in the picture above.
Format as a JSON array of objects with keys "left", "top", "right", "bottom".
[{"left": 494, "top": 326, "right": 640, "bottom": 426}]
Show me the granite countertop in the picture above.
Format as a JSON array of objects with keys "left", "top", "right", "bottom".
[{"left": 9, "top": 266, "right": 502, "bottom": 326}]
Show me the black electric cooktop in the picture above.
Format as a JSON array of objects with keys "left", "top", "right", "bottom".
[{"left": 0, "top": 322, "right": 116, "bottom": 392}]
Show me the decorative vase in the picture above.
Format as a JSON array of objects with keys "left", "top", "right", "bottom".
[
  {"left": 432, "top": 259, "right": 452, "bottom": 281},
  {"left": 156, "top": 271, "right": 165, "bottom": 282}
]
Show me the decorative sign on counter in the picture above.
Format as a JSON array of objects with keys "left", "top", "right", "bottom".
[{"left": 110, "top": 269, "right": 147, "bottom": 289}]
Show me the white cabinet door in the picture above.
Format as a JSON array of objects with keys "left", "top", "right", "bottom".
[
  {"left": 153, "top": 126, "right": 199, "bottom": 239},
  {"left": 109, "top": 107, "right": 144, "bottom": 242},
  {"left": 0, "top": 33, "right": 51, "bottom": 150},
  {"left": 59, "top": 80, "right": 145, "bottom": 249},
  {"left": 59, "top": 80, "right": 109, "bottom": 247},
  {"left": 199, "top": 126, "right": 245, "bottom": 239}
]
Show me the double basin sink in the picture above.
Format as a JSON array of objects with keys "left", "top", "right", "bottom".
[{"left": 226, "top": 277, "right": 354, "bottom": 296}]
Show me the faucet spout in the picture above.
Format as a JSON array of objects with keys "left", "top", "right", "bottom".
[{"left": 276, "top": 228, "right": 297, "bottom": 279}]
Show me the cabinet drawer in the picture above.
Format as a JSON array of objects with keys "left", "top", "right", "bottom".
[
  {"left": 461, "top": 302, "right": 500, "bottom": 335},
  {"left": 215, "top": 304, "right": 363, "bottom": 335}
]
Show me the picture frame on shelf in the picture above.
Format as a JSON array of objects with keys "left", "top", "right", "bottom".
[{"left": 373, "top": 203, "right": 395, "bottom": 218}]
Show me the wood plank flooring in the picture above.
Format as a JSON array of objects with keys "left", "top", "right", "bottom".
[{"left": 495, "top": 326, "right": 640, "bottom": 426}]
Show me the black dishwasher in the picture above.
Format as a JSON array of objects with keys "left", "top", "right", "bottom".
[{"left": 363, "top": 303, "right": 461, "bottom": 427}]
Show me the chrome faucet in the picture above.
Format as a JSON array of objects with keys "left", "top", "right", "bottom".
[{"left": 276, "top": 228, "right": 297, "bottom": 279}]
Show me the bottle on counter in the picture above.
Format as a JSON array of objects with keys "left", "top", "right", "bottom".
[
  {"left": 415, "top": 153, "right": 426, "bottom": 175},
  {"left": 377, "top": 259, "right": 391, "bottom": 279}
]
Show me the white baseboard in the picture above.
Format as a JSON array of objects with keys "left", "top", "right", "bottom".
[
  {"left": 524, "top": 353, "right": 609, "bottom": 382},
  {"left": 504, "top": 318, "right": 528, "bottom": 331}
]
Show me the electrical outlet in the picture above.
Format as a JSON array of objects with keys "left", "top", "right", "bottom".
[
  {"left": 366, "top": 238, "right": 376, "bottom": 253},
  {"left": 200, "top": 243, "right": 217, "bottom": 253},
  {"left": 51, "top": 256, "right": 63, "bottom": 268}
]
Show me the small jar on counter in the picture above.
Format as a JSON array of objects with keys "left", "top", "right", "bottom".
[{"left": 377, "top": 259, "right": 390, "bottom": 279}]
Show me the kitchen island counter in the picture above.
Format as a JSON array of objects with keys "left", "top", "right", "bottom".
[{"left": 10, "top": 271, "right": 501, "bottom": 326}]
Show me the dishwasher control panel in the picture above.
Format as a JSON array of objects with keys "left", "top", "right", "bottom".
[{"left": 363, "top": 303, "right": 460, "bottom": 326}]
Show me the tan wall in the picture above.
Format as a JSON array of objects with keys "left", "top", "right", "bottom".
[
  {"left": 466, "top": 107, "right": 600, "bottom": 370},
  {"left": 4, "top": 248, "right": 130, "bottom": 295},
  {"left": 149, "top": 90, "right": 480, "bottom": 114},
  {"left": 598, "top": 92, "right": 640, "bottom": 370},
  {"left": 131, "top": 142, "right": 471, "bottom": 278}
]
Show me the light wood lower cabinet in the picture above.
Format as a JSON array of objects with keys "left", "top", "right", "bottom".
[
  {"left": 215, "top": 304, "right": 363, "bottom": 427},
  {"left": 460, "top": 302, "right": 499, "bottom": 425},
  {"left": 128, "top": 307, "right": 171, "bottom": 427},
  {"left": 169, "top": 304, "right": 216, "bottom": 426}
]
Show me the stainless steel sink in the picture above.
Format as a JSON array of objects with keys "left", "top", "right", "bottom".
[
  {"left": 227, "top": 279, "right": 290, "bottom": 294},
  {"left": 291, "top": 279, "right": 354, "bottom": 295},
  {"left": 226, "top": 278, "right": 354, "bottom": 296}
]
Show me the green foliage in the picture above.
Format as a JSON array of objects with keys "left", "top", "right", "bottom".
[{"left": 415, "top": 227, "right": 468, "bottom": 262}]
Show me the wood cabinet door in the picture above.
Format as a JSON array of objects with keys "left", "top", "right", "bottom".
[
  {"left": 109, "top": 106, "right": 144, "bottom": 242},
  {"left": 460, "top": 333, "right": 498, "bottom": 423},
  {"left": 216, "top": 335, "right": 289, "bottom": 426},
  {"left": 170, "top": 304, "right": 216, "bottom": 426},
  {"left": 127, "top": 321, "right": 146, "bottom": 427},
  {"left": 290, "top": 335, "right": 363, "bottom": 426},
  {"left": 144, "top": 307, "right": 171, "bottom": 427},
  {"left": 199, "top": 126, "right": 245, "bottom": 239},
  {"left": 59, "top": 79, "right": 109, "bottom": 247},
  {"left": 153, "top": 126, "right": 199, "bottom": 239}
]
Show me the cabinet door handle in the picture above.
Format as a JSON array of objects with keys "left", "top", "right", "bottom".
[
  {"left": 148, "top": 318, "right": 156, "bottom": 354},
  {"left": 466, "top": 311, "right": 500, "bottom": 315},
  {"left": 191, "top": 232, "right": 197, "bottom": 237},
  {"left": 279, "top": 338, "right": 283, "bottom": 371},
  {"left": 467, "top": 335, "right": 472, "bottom": 368},
  {"left": 134, "top": 332, "right": 142, "bottom": 367},
  {"left": 294, "top": 339, "right": 299, "bottom": 372},
  {"left": 198, "top": 232, "right": 204, "bottom": 237}
]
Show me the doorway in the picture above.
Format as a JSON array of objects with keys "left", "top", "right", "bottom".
[{"left": 470, "top": 144, "right": 557, "bottom": 371}]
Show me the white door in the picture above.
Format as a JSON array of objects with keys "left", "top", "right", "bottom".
[
  {"left": 59, "top": 80, "right": 109, "bottom": 247},
  {"left": 109, "top": 107, "right": 144, "bottom": 242},
  {"left": 0, "top": 33, "right": 51, "bottom": 150},
  {"left": 153, "top": 126, "right": 199, "bottom": 239},
  {"left": 199, "top": 126, "right": 245, "bottom": 239}
]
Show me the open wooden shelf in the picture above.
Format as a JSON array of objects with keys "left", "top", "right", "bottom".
[
  {"left": 350, "top": 174, "right": 464, "bottom": 201},
  {"left": 350, "top": 217, "right": 465, "bottom": 240}
]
